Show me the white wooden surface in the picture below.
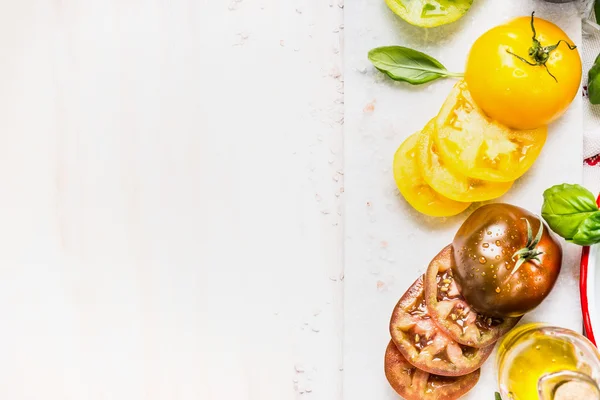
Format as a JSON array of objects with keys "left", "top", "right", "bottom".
[
  {"left": 344, "top": 1, "right": 583, "bottom": 399},
  {"left": 0, "top": 1, "right": 343, "bottom": 399}
]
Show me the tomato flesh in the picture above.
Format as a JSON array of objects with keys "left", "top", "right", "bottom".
[
  {"left": 424, "top": 245, "right": 520, "bottom": 348},
  {"left": 389, "top": 276, "right": 493, "bottom": 376},
  {"left": 434, "top": 81, "right": 547, "bottom": 183},
  {"left": 385, "top": 341, "right": 480, "bottom": 400},
  {"left": 418, "top": 119, "right": 513, "bottom": 202}
]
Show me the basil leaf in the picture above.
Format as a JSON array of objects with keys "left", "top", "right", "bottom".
[
  {"left": 572, "top": 212, "right": 600, "bottom": 246},
  {"left": 596, "top": 0, "right": 600, "bottom": 26},
  {"left": 541, "top": 183, "right": 599, "bottom": 240},
  {"left": 368, "top": 46, "right": 462, "bottom": 85},
  {"left": 495, "top": 393, "right": 502, "bottom": 400},
  {"left": 588, "top": 52, "right": 600, "bottom": 105}
]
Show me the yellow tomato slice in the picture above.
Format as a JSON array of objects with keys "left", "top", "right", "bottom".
[
  {"left": 384, "top": 0, "right": 473, "bottom": 28},
  {"left": 434, "top": 81, "right": 547, "bottom": 182},
  {"left": 393, "top": 132, "right": 471, "bottom": 217},
  {"left": 417, "top": 119, "right": 513, "bottom": 202}
]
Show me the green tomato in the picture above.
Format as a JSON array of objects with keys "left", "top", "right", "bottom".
[{"left": 384, "top": 0, "right": 473, "bottom": 28}]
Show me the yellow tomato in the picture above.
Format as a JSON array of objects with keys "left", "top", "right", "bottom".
[
  {"left": 417, "top": 119, "right": 513, "bottom": 202},
  {"left": 465, "top": 14, "right": 581, "bottom": 130},
  {"left": 393, "top": 132, "right": 471, "bottom": 217},
  {"left": 434, "top": 81, "right": 547, "bottom": 182}
]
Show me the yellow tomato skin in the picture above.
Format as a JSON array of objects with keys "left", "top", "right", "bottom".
[{"left": 465, "top": 16, "right": 581, "bottom": 130}]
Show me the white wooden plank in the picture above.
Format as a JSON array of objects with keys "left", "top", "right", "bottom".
[{"left": 0, "top": 1, "right": 344, "bottom": 399}]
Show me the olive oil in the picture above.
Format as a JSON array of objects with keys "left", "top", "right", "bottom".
[{"left": 496, "top": 324, "right": 600, "bottom": 400}]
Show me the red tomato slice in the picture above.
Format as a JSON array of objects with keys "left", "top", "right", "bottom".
[
  {"left": 385, "top": 341, "right": 480, "bottom": 400},
  {"left": 424, "top": 245, "right": 520, "bottom": 348},
  {"left": 390, "top": 276, "right": 493, "bottom": 376}
]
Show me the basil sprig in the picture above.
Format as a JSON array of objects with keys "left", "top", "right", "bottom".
[
  {"left": 368, "top": 46, "right": 463, "bottom": 85},
  {"left": 589, "top": 2, "right": 600, "bottom": 104},
  {"left": 542, "top": 183, "right": 600, "bottom": 246},
  {"left": 588, "top": 53, "right": 600, "bottom": 105}
]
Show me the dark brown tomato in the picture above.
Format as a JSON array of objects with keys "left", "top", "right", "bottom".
[
  {"left": 384, "top": 341, "right": 480, "bottom": 400},
  {"left": 452, "top": 203, "right": 562, "bottom": 317},
  {"left": 389, "top": 276, "right": 494, "bottom": 377},
  {"left": 424, "top": 245, "right": 520, "bottom": 348}
]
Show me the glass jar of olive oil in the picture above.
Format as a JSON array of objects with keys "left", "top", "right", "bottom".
[{"left": 496, "top": 323, "right": 600, "bottom": 400}]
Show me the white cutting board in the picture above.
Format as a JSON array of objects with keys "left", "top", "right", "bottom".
[{"left": 344, "top": 0, "right": 583, "bottom": 398}]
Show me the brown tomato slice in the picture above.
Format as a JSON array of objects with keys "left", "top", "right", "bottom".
[
  {"left": 389, "top": 276, "right": 493, "bottom": 376},
  {"left": 424, "top": 245, "right": 520, "bottom": 348},
  {"left": 385, "top": 341, "right": 480, "bottom": 400}
]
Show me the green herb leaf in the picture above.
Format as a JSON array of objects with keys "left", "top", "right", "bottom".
[
  {"left": 588, "top": 52, "right": 600, "bottom": 105},
  {"left": 495, "top": 392, "right": 502, "bottom": 400},
  {"left": 595, "top": 0, "right": 600, "bottom": 25},
  {"left": 572, "top": 212, "right": 600, "bottom": 246},
  {"left": 542, "top": 183, "right": 599, "bottom": 240},
  {"left": 367, "top": 46, "right": 462, "bottom": 85}
]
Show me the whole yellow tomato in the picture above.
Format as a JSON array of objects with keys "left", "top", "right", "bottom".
[{"left": 465, "top": 13, "right": 581, "bottom": 130}]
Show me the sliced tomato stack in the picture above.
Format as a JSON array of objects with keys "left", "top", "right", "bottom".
[
  {"left": 393, "top": 80, "right": 547, "bottom": 217},
  {"left": 385, "top": 341, "right": 480, "bottom": 400},
  {"left": 389, "top": 275, "right": 494, "bottom": 377},
  {"left": 424, "top": 245, "right": 521, "bottom": 348},
  {"left": 385, "top": 246, "right": 520, "bottom": 399}
]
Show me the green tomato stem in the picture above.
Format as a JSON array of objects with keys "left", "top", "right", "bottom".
[
  {"left": 506, "top": 11, "right": 577, "bottom": 84},
  {"left": 509, "top": 217, "right": 545, "bottom": 279}
]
